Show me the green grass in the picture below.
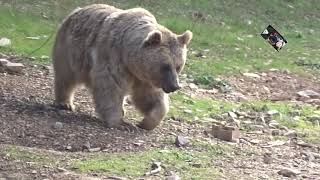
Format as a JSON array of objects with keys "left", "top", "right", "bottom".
[
  {"left": 72, "top": 145, "right": 230, "bottom": 179},
  {"left": 168, "top": 93, "right": 320, "bottom": 143},
  {"left": 0, "top": 146, "right": 55, "bottom": 165},
  {"left": 169, "top": 92, "right": 235, "bottom": 123},
  {"left": 0, "top": 0, "right": 319, "bottom": 79}
]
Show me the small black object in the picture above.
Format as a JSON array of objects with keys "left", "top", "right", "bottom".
[{"left": 261, "top": 25, "right": 287, "bottom": 51}]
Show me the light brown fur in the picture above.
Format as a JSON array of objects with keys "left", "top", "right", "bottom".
[{"left": 52, "top": 4, "right": 192, "bottom": 130}]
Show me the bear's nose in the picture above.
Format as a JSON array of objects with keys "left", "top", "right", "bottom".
[{"left": 163, "top": 83, "right": 181, "bottom": 93}]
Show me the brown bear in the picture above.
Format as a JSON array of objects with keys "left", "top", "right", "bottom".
[{"left": 52, "top": 4, "right": 193, "bottom": 130}]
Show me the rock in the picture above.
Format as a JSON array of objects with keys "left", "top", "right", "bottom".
[
  {"left": 228, "top": 111, "right": 237, "bottom": 119},
  {"left": 263, "top": 152, "right": 273, "bottom": 164},
  {"left": 145, "top": 162, "right": 162, "bottom": 176},
  {"left": 284, "top": 130, "right": 297, "bottom": 138},
  {"left": 250, "top": 125, "right": 265, "bottom": 131},
  {"left": 31, "top": 170, "right": 37, "bottom": 174},
  {"left": 269, "top": 121, "right": 280, "bottom": 129},
  {"left": 212, "top": 125, "right": 240, "bottom": 142},
  {"left": 271, "top": 129, "right": 281, "bottom": 136},
  {"left": 297, "top": 90, "right": 320, "bottom": 99},
  {"left": 5, "top": 62, "right": 24, "bottom": 73},
  {"left": 192, "top": 163, "right": 202, "bottom": 168},
  {"left": 54, "top": 122, "right": 63, "bottom": 129},
  {"left": 249, "top": 139, "right": 261, "bottom": 144},
  {"left": 89, "top": 147, "right": 101, "bottom": 152},
  {"left": 278, "top": 167, "right": 301, "bottom": 177},
  {"left": 66, "top": 145, "right": 72, "bottom": 150},
  {"left": 183, "top": 109, "right": 193, "bottom": 114},
  {"left": 0, "top": 37, "right": 11, "bottom": 47},
  {"left": 243, "top": 72, "right": 260, "bottom": 78},
  {"left": 267, "top": 110, "right": 279, "bottom": 116},
  {"left": 165, "top": 174, "right": 181, "bottom": 180},
  {"left": 175, "top": 136, "right": 189, "bottom": 147},
  {"left": 0, "top": 59, "right": 9, "bottom": 66},
  {"left": 296, "top": 140, "right": 313, "bottom": 148},
  {"left": 262, "top": 140, "right": 286, "bottom": 148},
  {"left": 83, "top": 141, "right": 91, "bottom": 150},
  {"left": 188, "top": 83, "right": 198, "bottom": 90}
]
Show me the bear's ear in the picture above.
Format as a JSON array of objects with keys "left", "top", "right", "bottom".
[
  {"left": 143, "top": 30, "right": 162, "bottom": 47},
  {"left": 178, "top": 30, "right": 193, "bottom": 45}
]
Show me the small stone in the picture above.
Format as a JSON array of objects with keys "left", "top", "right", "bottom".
[
  {"left": 278, "top": 167, "right": 301, "bottom": 177},
  {"left": 66, "top": 145, "right": 72, "bottom": 150},
  {"left": 271, "top": 129, "right": 281, "bottom": 136},
  {"left": 284, "top": 130, "right": 297, "bottom": 138},
  {"left": 263, "top": 152, "right": 273, "bottom": 164},
  {"left": 228, "top": 111, "right": 237, "bottom": 119},
  {"left": 250, "top": 139, "right": 261, "bottom": 144},
  {"left": 89, "top": 147, "right": 101, "bottom": 152},
  {"left": 243, "top": 72, "right": 260, "bottom": 78},
  {"left": 0, "top": 37, "right": 11, "bottom": 47},
  {"left": 188, "top": 83, "right": 198, "bottom": 90},
  {"left": 57, "top": 167, "right": 67, "bottom": 172},
  {"left": 165, "top": 174, "right": 181, "bottom": 180},
  {"left": 83, "top": 141, "right": 91, "bottom": 150},
  {"left": 5, "top": 62, "right": 24, "bottom": 73},
  {"left": 183, "top": 109, "right": 193, "bottom": 114},
  {"left": 269, "top": 121, "right": 280, "bottom": 129},
  {"left": 0, "top": 59, "right": 9, "bottom": 66},
  {"left": 212, "top": 125, "right": 240, "bottom": 142},
  {"left": 267, "top": 110, "right": 279, "bottom": 116},
  {"left": 297, "top": 90, "right": 320, "bottom": 99},
  {"left": 175, "top": 136, "right": 189, "bottom": 147},
  {"left": 192, "top": 163, "right": 202, "bottom": 168},
  {"left": 54, "top": 122, "right": 63, "bottom": 129},
  {"left": 31, "top": 170, "right": 37, "bottom": 174},
  {"left": 250, "top": 125, "right": 265, "bottom": 131}
]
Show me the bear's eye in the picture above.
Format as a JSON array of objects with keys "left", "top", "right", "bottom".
[{"left": 176, "top": 66, "right": 181, "bottom": 72}]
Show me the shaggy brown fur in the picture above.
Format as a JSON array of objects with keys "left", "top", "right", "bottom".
[{"left": 52, "top": 4, "right": 193, "bottom": 130}]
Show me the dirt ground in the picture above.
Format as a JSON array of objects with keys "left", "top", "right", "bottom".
[{"left": 0, "top": 56, "right": 320, "bottom": 179}]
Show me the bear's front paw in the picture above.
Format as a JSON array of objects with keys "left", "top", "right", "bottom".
[
  {"left": 54, "top": 103, "right": 76, "bottom": 112},
  {"left": 137, "top": 120, "right": 158, "bottom": 131},
  {"left": 106, "top": 121, "right": 141, "bottom": 133}
]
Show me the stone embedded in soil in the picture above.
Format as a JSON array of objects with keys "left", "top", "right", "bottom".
[
  {"left": 263, "top": 152, "right": 273, "bottom": 164},
  {"left": 297, "top": 90, "right": 320, "bottom": 99},
  {"left": 192, "top": 163, "right": 202, "bottom": 168},
  {"left": 165, "top": 174, "right": 181, "bottom": 180},
  {"left": 83, "top": 141, "right": 91, "bottom": 150},
  {"left": 243, "top": 72, "right": 261, "bottom": 78},
  {"left": 212, "top": 125, "right": 240, "bottom": 142},
  {"left": 271, "top": 129, "right": 281, "bottom": 136},
  {"left": 88, "top": 147, "right": 101, "bottom": 152},
  {"left": 284, "top": 130, "right": 297, "bottom": 138},
  {"left": 0, "top": 37, "right": 11, "bottom": 47},
  {"left": 0, "top": 58, "right": 9, "bottom": 66},
  {"left": 228, "top": 111, "right": 238, "bottom": 119},
  {"left": 5, "top": 62, "right": 24, "bottom": 73},
  {"left": 175, "top": 136, "right": 189, "bottom": 147},
  {"left": 278, "top": 167, "right": 301, "bottom": 177},
  {"left": 267, "top": 110, "right": 280, "bottom": 116},
  {"left": 66, "top": 145, "right": 72, "bottom": 150},
  {"left": 54, "top": 122, "right": 63, "bottom": 129}
]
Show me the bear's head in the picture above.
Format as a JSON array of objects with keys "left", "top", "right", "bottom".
[{"left": 135, "top": 29, "right": 193, "bottom": 93}]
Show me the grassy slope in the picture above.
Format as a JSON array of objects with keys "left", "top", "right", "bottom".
[{"left": 0, "top": 0, "right": 319, "bottom": 76}]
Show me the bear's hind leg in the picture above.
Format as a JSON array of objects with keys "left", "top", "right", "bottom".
[{"left": 132, "top": 83, "right": 169, "bottom": 130}]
